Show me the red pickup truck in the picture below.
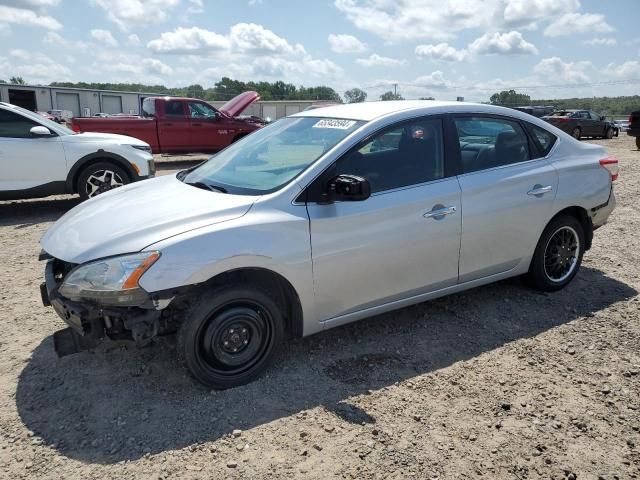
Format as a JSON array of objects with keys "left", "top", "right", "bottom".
[{"left": 71, "top": 91, "right": 264, "bottom": 154}]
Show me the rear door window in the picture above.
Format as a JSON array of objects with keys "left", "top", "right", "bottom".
[
  {"left": 165, "top": 101, "right": 185, "bottom": 116},
  {"left": 454, "top": 116, "right": 530, "bottom": 174}
]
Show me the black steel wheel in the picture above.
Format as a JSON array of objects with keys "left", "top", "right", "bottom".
[
  {"left": 526, "top": 215, "right": 585, "bottom": 291},
  {"left": 177, "top": 285, "right": 284, "bottom": 389}
]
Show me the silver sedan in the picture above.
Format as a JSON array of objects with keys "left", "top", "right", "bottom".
[{"left": 41, "top": 101, "right": 617, "bottom": 388}]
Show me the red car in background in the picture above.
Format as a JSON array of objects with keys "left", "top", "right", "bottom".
[{"left": 71, "top": 92, "right": 264, "bottom": 154}]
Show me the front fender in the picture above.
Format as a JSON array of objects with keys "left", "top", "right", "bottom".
[{"left": 138, "top": 208, "right": 321, "bottom": 335}]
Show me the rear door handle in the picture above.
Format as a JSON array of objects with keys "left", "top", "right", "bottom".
[
  {"left": 423, "top": 205, "right": 457, "bottom": 220},
  {"left": 163, "top": 123, "right": 174, "bottom": 127},
  {"left": 527, "top": 185, "right": 553, "bottom": 197},
  {"left": 192, "top": 123, "right": 202, "bottom": 127}
]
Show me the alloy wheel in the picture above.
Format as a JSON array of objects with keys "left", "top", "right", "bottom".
[
  {"left": 543, "top": 226, "right": 580, "bottom": 282},
  {"left": 85, "top": 169, "right": 125, "bottom": 198}
]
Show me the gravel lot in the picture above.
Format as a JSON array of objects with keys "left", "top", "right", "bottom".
[{"left": 0, "top": 137, "right": 639, "bottom": 479}]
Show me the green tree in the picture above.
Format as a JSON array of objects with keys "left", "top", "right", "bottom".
[
  {"left": 10, "top": 76, "right": 26, "bottom": 85},
  {"left": 344, "top": 88, "right": 367, "bottom": 103},
  {"left": 380, "top": 91, "right": 404, "bottom": 101},
  {"left": 489, "top": 89, "right": 531, "bottom": 106},
  {"left": 185, "top": 84, "right": 205, "bottom": 99},
  {"left": 0, "top": 79, "right": 6, "bottom": 84}
]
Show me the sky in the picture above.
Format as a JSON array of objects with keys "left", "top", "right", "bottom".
[{"left": 0, "top": 0, "right": 638, "bottom": 102}]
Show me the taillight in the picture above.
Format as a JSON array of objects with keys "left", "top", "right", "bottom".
[
  {"left": 600, "top": 157, "right": 619, "bottom": 182},
  {"left": 71, "top": 123, "right": 80, "bottom": 133}
]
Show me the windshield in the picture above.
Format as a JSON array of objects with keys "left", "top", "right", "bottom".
[
  {"left": 9, "top": 103, "right": 73, "bottom": 135},
  {"left": 180, "top": 116, "right": 365, "bottom": 194}
]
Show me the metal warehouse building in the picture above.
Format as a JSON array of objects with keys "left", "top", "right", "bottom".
[{"left": 0, "top": 83, "right": 317, "bottom": 120}]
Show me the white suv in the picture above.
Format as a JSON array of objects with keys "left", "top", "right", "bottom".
[{"left": 0, "top": 102, "right": 155, "bottom": 201}]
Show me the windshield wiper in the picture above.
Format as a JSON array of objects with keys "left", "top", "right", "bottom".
[{"left": 185, "top": 181, "right": 227, "bottom": 193}]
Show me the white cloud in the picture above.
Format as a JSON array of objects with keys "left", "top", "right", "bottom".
[
  {"left": 0, "top": 5, "right": 61, "bottom": 29},
  {"left": 533, "top": 56, "right": 593, "bottom": 84},
  {"left": 582, "top": 37, "right": 617, "bottom": 46},
  {"left": 415, "top": 43, "right": 469, "bottom": 62},
  {"left": 0, "top": 48, "right": 72, "bottom": 83},
  {"left": 147, "top": 26, "right": 230, "bottom": 53},
  {"left": 127, "top": 33, "right": 140, "bottom": 46},
  {"left": 148, "top": 23, "right": 306, "bottom": 57},
  {"left": 502, "top": 0, "right": 579, "bottom": 27},
  {"left": 0, "top": 23, "right": 11, "bottom": 35},
  {"left": 328, "top": 33, "right": 367, "bottom": 53},
  {"left": 412, "top": 70, "right": 450, "bottom": 90},
  {"left": 43, "top": 31, "right": 90, "bottom": 49},
  {"left": 334, "top": 0, "right": 581, "bottom": 42},
  {"left": 603, "top": 61, "right": 640, "bottom": 79},
  {"left": 142, "top": 58, "right": 173, "bottom": 75},
  {"left": 468, "top": 31, "right": 538, "bottom": 55},
  {"left": 91, "top": 0, "right": 180, "bottom": 31},
  {"left": 544, "top": 13, "right": 614, "bottom": 37},
  {"left": 90, "top": 28, "right": 118, "bottom": 47},
  {"left": 356, "top": 53, "right": 407, "bottom": 67}
]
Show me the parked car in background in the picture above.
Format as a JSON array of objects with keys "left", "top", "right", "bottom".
[
  {"left": 542, "top": 110, "right": 618, "bottom": 140},
  {"left": 40, "top": 101, "right": 617, "bottom": 389},
  {"left": 0, "top": 102, "right": 154, "bottom": 201},
  {"left": 36, "top": 111, "right": 57, "bottom": 122},
  {"left": 628, "top": 111, "right": 640, "bottom": 149},
  {"left": 512, "top": 105, "right": 554, "bottom": 118},
  {"left": 614, "top": 119, "right": 629, "bottom": 132},
  {"left": 47, "top": 109, "right": 72, "bottom": 123},
  {"left": 71, "top": 92, "right": 265, "bottom": 154}
]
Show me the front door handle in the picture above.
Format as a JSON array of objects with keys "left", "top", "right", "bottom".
[
  {"left": 527, "top": 185, "right": 553, "bottom": 197},
  {"left": 423, "top": 204, "right": 457, "bottom": 220},
  {"left": 162, "top": 123, "right": 174, "bottom": 127}
]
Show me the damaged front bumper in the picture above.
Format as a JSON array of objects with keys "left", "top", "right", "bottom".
[{"left": 41, "top": 258, "right": 165, "bottom": 357}]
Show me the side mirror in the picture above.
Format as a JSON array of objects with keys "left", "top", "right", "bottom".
[
  {"left": 327, "top": 174, "right": 371, "bottom": 202},
  {"left": 30, "top": 126, "right": 52, "bottom": 137},
  {"left": 600, "top": 116, "right": 606, "bottom": 121}
]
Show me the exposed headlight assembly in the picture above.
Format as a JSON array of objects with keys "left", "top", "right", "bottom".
[{"left": 59, "top": 252, "right": 160, "bottom": 306}]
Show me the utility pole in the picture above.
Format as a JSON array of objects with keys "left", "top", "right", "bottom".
[{"left": 393, "top": 83, "right": 398, "bottom": 97}]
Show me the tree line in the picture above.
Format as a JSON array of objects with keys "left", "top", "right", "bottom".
[{"left": 490, "top": 89, "right": 640, "bottom": 116}]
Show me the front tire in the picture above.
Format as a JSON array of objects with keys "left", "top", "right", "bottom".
[
  {"left": 76, "top": 161, "right": 130, "bottom": 201},
  {"left": 526, "top": 215, "right": 585, "bottom": 292},
  {"left": 177, "top": 285, "right": 284, "bottom": 389},
  {"left": 636, "top": 137, "right": 640, "bottom": 150},
  {"left": 606, "top": 128, "right": 614, "bottom": 139}
]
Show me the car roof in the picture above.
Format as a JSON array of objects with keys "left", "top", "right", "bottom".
[{"left": 290, "top": 100, "right": 523, "bottom": 121}]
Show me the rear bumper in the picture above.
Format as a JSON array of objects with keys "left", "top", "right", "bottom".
[
  {"left": 627, "top": 127, "right": 640, "bottom": 138},
  {"left": 591, "top": 187, "right": 616, "bottom": 229}
]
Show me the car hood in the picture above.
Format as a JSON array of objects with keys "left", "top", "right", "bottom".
[
  {"left": 41, "top": 174, "right": 257, "bottom": 264},
  {"left": 219, "top": 91, "right": 260, "bottom": 118},
  {"left": 63, "top": 131, "right": 148, "bottom": 146}
]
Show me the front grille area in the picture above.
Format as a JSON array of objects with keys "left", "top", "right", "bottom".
[{"left": 51, "top": 257, "right": 77, "bottom": 285}]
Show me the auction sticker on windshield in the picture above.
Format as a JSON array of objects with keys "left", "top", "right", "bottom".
[{"left": 313, "top": 119, "right": 357, "bottom": 129}]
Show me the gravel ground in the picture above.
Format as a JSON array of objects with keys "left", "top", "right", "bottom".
[{"left": 0, "top": 136, "right": 639, "bottom": 479}]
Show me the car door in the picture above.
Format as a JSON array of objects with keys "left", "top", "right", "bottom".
[
  {"left": 577, "top": 111, "right": 595, "bottom": 136},
  {"left": 453, "top": 115, "right": 559, "bottom": 282},
  {"left": 188, "top": 101, "right": 234, "bottom": 151},
  {"left": 0, "top": 108, "right": 66, "bottom": 192},
  {"left": 306, "top": 116, "right": 462, "bottom": 321},
  {"left": 589, "top": 111, "right": 605, "bottom": 136},
  {"left": 157, "top": 100, "right": 191, "bottom": 152}
]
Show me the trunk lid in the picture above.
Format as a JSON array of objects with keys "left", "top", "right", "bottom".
[{"left": 219, "top": 91, "right": 260, "bottom": 118}]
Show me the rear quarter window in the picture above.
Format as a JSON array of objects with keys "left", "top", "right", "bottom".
[{"left": 526, "top": 122, "right": 557, "bottom": 157}]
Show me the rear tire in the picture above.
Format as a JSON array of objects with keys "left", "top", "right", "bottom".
[
  {"left": 571, "top": 127, "right": 581, "bottom": 140},
  {"left": 636, "top": 137, "right": 640, "bottom": 150},
  {"left": 526, "top": 215, "right": 585, "bottom": 292},
  {"left": 176, "top": 284, "right": 284, "bottom": 389},
  {"left": 76, "top": 161, "right": 130, "bottom": 201}
]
